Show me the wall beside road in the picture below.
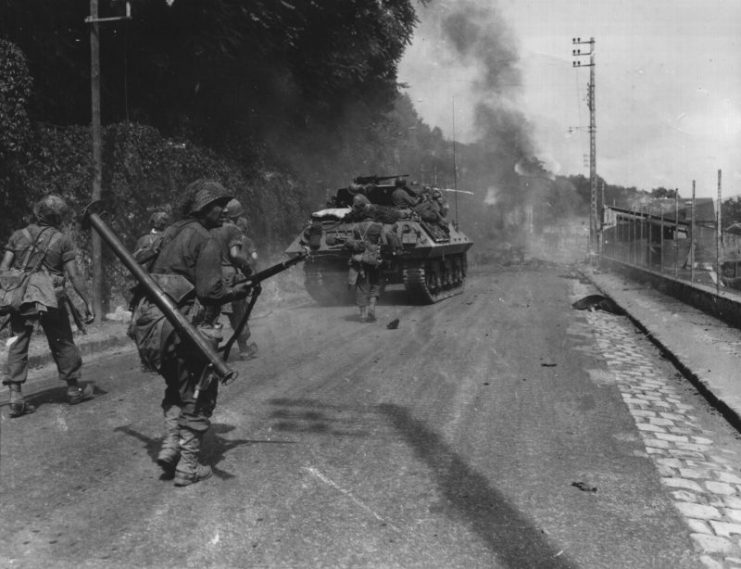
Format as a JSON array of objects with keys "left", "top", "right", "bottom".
[{"left": 600, "top": 257, "right": 741, "bottom": 330}]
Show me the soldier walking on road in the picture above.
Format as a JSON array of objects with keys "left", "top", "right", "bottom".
[
  {"left": 1, "top": 195, "right": 95, "bottom": 418},
  {"left": 211, "top": 198, "right": 258, "bottom": 360},
  {"left": 345, "top": 221, "right": 385, "bottom": 322},
  {"left": 128, "top": 179, "right": 252, "bottom": 486}
]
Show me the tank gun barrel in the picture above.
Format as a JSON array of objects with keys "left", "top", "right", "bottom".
[{"left": 353, "top": 174, "right": 409, "bottom": 185}]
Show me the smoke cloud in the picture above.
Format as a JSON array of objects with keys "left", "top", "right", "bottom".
[{"left": 401, "top": 0, "right": 556, "bottom": 258}]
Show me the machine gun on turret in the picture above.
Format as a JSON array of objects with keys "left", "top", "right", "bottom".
[{"left": 352, "top": 174, "right": 409, "bottom": 186}]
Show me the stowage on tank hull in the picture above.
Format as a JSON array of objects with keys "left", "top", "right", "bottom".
[{"left": 285, "top": 180, "right": 474, "bottom": 305}]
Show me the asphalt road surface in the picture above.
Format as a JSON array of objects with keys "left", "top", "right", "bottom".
[{"left": 3, "top": 263, "right": 740, "bottom": 569}]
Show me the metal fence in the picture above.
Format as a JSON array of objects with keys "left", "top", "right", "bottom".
[{"left": 601, "top": 204, "right": 741, "bottom": 295}]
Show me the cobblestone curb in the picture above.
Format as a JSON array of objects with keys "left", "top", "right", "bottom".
[
  {"left": 586, "top": 302, "right": 741, "bottom": 568},
  {"left": 584, "top": 268, "right": 741, "bottom": 432}
]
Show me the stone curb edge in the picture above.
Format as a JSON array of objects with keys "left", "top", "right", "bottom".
[{"left": 581, "top": 268, "right": 741, "bottom": 432}]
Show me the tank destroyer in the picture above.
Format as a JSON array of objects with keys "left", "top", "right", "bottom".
[{"left": 285, "top": 175, "right": 474, "bottom": 304}]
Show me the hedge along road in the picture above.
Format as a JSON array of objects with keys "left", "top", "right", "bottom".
[{"left": 0, "top": 263, "right": 729, "bottom": 569}]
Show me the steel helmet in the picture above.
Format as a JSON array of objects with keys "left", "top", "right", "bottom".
[
  {"left": 352, "top": 194, "right": 370, "bottom": 209},
  {"left": 149, "top": 211, "right": 169, "bottom": 230},
  {"left": 33, "top": 194, "right": 69, "bottom": 227},
  {"left": 182, "top": 179, "right": 233, "bottom": 216},
  {"left": 224, "top": 199, "right": 244, "bottom": 219}
]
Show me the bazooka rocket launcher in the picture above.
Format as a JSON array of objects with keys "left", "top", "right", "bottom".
[{"left": 81, "top": 201, "right": 306, "bottom": 390}]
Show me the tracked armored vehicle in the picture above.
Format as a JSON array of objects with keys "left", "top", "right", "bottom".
[{"left": 285, "top": 176, "right": 473, "bottom": 305}]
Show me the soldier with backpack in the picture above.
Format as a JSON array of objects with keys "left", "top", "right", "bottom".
[
  {"left": 0, "top": 195, "right": 95, "bottom": 418},
  {"left": 128, "top": 179, "right": 253, "bottom": 486},
  {"left": 345, "top": 221, "right": 385, "bottom": 322}
]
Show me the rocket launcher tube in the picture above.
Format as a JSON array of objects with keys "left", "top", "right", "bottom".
[{"left": 81, "top": 202, "right": 237, "bottom": 385}]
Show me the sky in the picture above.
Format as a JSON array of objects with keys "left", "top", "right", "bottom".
[{"left": 398, "top": 0, "right": 741, "bottom": 199}]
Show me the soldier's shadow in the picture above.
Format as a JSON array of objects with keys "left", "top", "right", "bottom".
[{"left": 113, "top": 422, "right": 260, "bottom": 481}]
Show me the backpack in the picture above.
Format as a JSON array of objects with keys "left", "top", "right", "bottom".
[
  {"left": 360, "top": 242, "right": 381, "bottom": 267},
  {"left": 128, "top": 220, "right": 201, "bottom": 310},
  {"left": 358, "top": 224, "right": 382, "bottom": 267},
  {"left": 0, "top": 227, "right": 60, "bottom": 316},
  {"left": 133, "top": 232, "right": 165, "bottom": 271}
]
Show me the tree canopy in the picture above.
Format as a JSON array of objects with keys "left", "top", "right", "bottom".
[{"left": 1, "top": 0, "right": 420, "bottom": 153}]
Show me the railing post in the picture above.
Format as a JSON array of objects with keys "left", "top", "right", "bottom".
[
  {"left": 674, "top": 190, "right": 679, "bottom": 277},
  {"left": 660, "top": 204, "right": 664, "bottom": 273},
  {"left": 691, "top": 181, "right": 696, "bottom": 284},
  {"left": 717, "top": 169, "right": 722, "bottom": 295}
]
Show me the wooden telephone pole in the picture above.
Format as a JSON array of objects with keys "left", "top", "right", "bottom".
[
  {"left": 85, "top": 0, "right": 130, "bottom": 320},
  {"left": 572, "top": 37, "right": 597, "bottom": 257}
]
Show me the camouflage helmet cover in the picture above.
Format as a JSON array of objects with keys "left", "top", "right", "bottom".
[{"left": 182, "top": 179, "right": 233, "bottom": 216}]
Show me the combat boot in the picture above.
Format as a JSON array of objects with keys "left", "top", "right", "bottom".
[
  {"left": 238, "top": 341, "right": 258, "bottom": 360},
  {"left": 173, "top": 428, "right": 213, "bottom": 487},
  {"left": 8, "top": 384, "right": 35, "bottom": 418},
  {"left": 367, "top": 298, "right": 377, "bottom": 322},
  {"left": 67, "top": 381, "right": 94, "bottom": 405},
  {"left": 156, "top": 406, "right": 181, "bottom": 477}
]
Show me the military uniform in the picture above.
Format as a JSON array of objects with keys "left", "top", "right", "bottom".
[
  {"left": 132, "top": 211, "right": 170, "bottom": 273},
  {"left": 1, "top": 195, "right": 94, "bottom": 418},
  {"left": 4, "top": 225, "right": 81, "bottom": 384},
  {"left": 345, "top": 221, "right": 385, "bottom": 322},
  {"left": 211, "top": 214, "right": 257, "bottom": 359},
  {"left": 391, "top": 187, "right": 418, "bottom": 209},
  {"left": 129, "top": 180, "right": 247, "bottom": 486}
]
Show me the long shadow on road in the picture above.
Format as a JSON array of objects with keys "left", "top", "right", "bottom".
[{"left": 377, "top": 403, "right": 579, "bottom": 569}]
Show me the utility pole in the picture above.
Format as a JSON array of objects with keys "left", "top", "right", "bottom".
[
  {"left": 717, "top": 169, "right": 722, "bottom": 294},
  {"left": 452, "top": 96, "right": 459, "bottom": 230},
  {"left": 691, "top": 180, "right": 696, "bottom": 283},
  {"left": 86, "top": 1, "right": 131, "bottom": 321},
  {"left": 572, "top": 37, "right": 597, "bottom": 258}
]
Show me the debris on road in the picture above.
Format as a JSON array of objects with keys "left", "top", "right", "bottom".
[
  {"left": 572, "top": 294, "right": 624, "bottom": 315},
  {"left": 387, "top": 318, "right": 400, "bottom": 330},
  {"left": 571, "top": 481, "right": 598, "bottom": 493}
]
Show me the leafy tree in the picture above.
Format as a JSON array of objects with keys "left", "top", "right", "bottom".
[
  {"left": 0, "top": 0, "right": 422, "bottom": 155},
  {"left": 0, "top": 38, "right": 32, "bottom": 157},
  {"left": 651, "top": 187, "right": 678, "bottom": 199},
  {"left": 0, "top": 38, "right": 34, "bottom": 224}
]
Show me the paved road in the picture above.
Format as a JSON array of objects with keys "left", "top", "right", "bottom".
[{"left": 3, "top": 264, "right": 741, "bottom": 568}]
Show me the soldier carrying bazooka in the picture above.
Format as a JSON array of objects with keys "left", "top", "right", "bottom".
[{"left": 83, "top": 179, "right": 306, "bottom": 487}]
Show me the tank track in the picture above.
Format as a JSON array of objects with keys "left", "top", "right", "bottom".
[{"left": 402, "top": 253, "right": 467, "bottom": 304}]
